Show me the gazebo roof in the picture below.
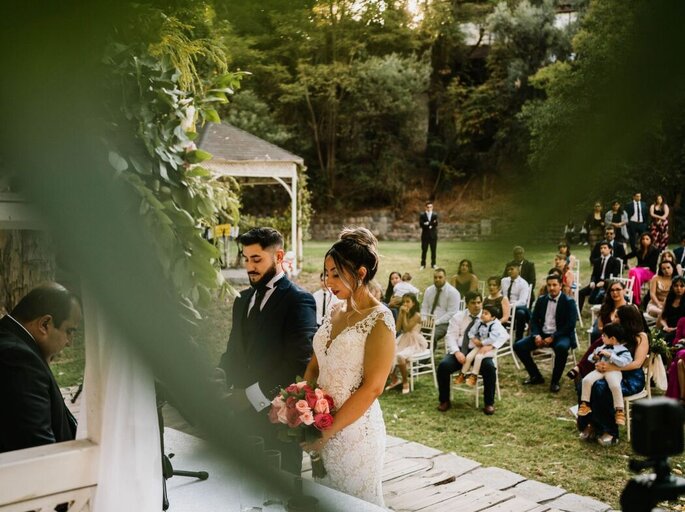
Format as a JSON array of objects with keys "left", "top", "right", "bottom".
[{"left": 198, "top": 122, "right": 303, "bottom": 165}]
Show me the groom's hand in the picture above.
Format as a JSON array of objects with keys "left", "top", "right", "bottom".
[{"left": 224, "top": 389, "right": 251, "bottom": 412}]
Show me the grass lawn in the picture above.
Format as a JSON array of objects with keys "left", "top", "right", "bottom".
[{"left": 53, "top": 239, "right": 685, "bottom": 510}]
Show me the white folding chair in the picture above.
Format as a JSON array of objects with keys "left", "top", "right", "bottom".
[
  {"left": 571, "top": 258, "right": 583, "bottom": 327},
  {"left": 407, "top": 314, "right": 438, "bottom": 391},
  {"left": 624, "top": 353, "right": 655, "bottom": 441},
  {"left": 451, "top": 349, "right": 502, "bottom": 408},
  {"left": 501, "top": 302, "right": 521, "bottom": 369}
]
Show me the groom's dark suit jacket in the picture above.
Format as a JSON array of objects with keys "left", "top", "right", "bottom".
[
  {"left": 219, "top": 276, "right": 317, "bottom": 396},
  {"left": 0, "top": 315, "right": 77, "bottom": 453},
  {"left": 219, "top": 276, "right": 317, "bottom": 473}
]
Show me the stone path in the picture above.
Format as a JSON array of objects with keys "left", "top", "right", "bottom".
[{"left": 61, "top": 387, "right": 615, "bottom": 512}]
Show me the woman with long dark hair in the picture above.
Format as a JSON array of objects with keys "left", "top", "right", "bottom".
[
  {"left": 657, "top": 275, "right": 685, "bottom": 344},
  {"left": 577, "top": 304, "right": 649, "bottom": 446},
  {"left": 649, "top": 194, "right": 670, "bottom": 251},
  {"left": 450, "top": 259, "right": 479, "bottom": 297}
]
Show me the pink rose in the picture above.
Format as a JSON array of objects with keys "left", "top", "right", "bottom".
[
  {"left": 285, "top": 384, "right": 299, "bottom": 395},
  {"left": 286, "top": 407, "right": 302, "bottom": 428},
  {"left": 277, "top": 405, "right": 289, "bottom": 424},
  {"left": 323, "top": 394, "right": 335, "bottom": 411},
  {"left": 296, "top": 381, "right": 308, "bottom": 390},
  {"left": 313, "top": 398, "right": 330, "bottom": 414},
  {"left": 313, "top": 413, "right": 334, "bottom": 431},
  {"left": 268, "top": 405, "right": 280, "bottom": 424},
  {"left": 314, "top": 388, "right": 324, "bottom": 399},
  {"left": 285, "top": 396, "right": 298, "bottom": 409},
  {"left": 300, "top": 410, "right": 315, "bottom": 425},
  {"left": 305, "top": 391, "right": 318, "bottom": 409},
  {"left": 271, "top": 395, "right": 285, "bottom": 409},
  {"left": 295, "top": 400, "right": 311, "bottom": 414}
]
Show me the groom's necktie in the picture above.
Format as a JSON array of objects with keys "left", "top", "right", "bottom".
[
  {"left": 461, "top": 315, "right": 478, "bottom": 354},
  {"left": 249, "top": 286, "right": 267, "bottom": 319}
]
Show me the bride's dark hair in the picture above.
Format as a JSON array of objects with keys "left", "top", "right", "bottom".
[{"left": 325, "top": 227, "right": 379, "bottom": 308}]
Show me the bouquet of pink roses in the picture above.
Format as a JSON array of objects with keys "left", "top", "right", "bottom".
[{"left": 268, "top": 379, "right": 335, "bottom": 477}]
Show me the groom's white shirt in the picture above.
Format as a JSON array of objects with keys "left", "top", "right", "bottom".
[{"left": 246, "top": 271, "right": 285, "bottom": 412}]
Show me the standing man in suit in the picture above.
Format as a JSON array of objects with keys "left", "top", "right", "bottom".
[
  {"left": 0, "top": 283, "right": 81, "bottom": 453},
  {"left": 590, "top": 226, "right": 627, "bottom": 267},
  {"left": 419, "top": 201, "right": 438, "bottom": 270},
  {"left": 514, "top": 274, "right": 578, "bottom": 393},
  {"left": 625, "top": 192, "right": 648, "bottom": 253},
  {"left": 218, "top": 227, "right": 317, "bottom": 474},
  {"left": 578, "top": 241, "right": 622, "bottom": 311}
]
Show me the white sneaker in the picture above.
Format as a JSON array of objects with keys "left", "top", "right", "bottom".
[
  {"left": 419, "top": 265, "right": 425, "bottom": 270},
  {"left": 431, "top": 265, "right": 437, "bottom": 269}
]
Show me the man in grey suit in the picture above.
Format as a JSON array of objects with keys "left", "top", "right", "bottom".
[{"left": 218, "top": 227, "right": 317, "bottom": 474}]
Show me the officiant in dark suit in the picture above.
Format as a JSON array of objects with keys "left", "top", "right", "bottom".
[
  {"left": 218, "top": 227, "right": 317, "bottom": 474},
  {"left": 419, "top": 201, "right": 438, "bottom": 270},
  {"left": 0, "top": 283, "right": 81, "bottom": 453}
]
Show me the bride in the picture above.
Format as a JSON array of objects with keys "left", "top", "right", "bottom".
[{"left": 302, "top": 227, "right": 395, "bottom": 506}]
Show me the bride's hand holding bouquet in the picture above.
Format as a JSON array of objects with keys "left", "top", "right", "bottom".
[{"left": 268, "top": 379, "right": 335, "bottom": 477}]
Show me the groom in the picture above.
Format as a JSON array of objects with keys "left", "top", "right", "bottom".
[{"left": 218, "top": 227, "right": 317, "bottom": 474}]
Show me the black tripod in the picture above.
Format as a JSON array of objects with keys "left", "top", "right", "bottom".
[
  {"left": 621, "top": 457, "right": 685, "bottom": 511},
  {"left": 157, "top": 400, "right": 209, "bottom": 510}
]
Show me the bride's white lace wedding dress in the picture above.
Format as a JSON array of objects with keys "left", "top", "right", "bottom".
[{"left": 313, "top": 304, "right": 395, "bottom": 506}]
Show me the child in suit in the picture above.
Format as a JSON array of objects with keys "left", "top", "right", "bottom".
[
  {"left": 577, "top": 323, "right": 633, "bottom": 425},
  {"left": 454, "top": 304, "right": 508, "bottom": 387}
]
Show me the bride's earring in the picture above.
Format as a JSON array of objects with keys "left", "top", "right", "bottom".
[{"left": 357, "top": 279, "right": 362, "bottom": 287}]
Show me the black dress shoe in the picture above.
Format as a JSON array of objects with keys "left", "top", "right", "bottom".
[
  {"left": 550, "top": 382, "right": 561, "bottom": 393},
  {"left": 523, "top": 376, "right": 545, "bottom": 385},
  {"left": 483, "top": 405, "right": 495, "bottom": 415},
  {"left": 437, "top": 401, "right": 451, "bottom": 412}
]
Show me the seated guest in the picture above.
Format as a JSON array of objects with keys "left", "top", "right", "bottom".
[
  {"left": 577, "top": 323, "right": 633, "bottom": 426},
  {"left": 539, "top": 268, "right": 563, "bottom": 298},
  {"left": 578, "top": 241, "right": 622, "bottom": 311},
  {"left": 587, "top": 279, "right": 629, "bottom": 343},
  {"left": 393, "top": 272, "right": 420, "bottom": 298},
  {"left": 420, "top": 268, "right": 461, "bottom": 343},
  {"left": 483, "top": 276, "right": 510, "bottom": 324},
  {"left": 450, "top": 259, "right": 479, "bottom": 297},
  {"left": 313, "top": 272, "right": 342, "bottom": 326},
  {"left": 657, "top": 276, "right": 685, "bottom": 344},
  {"left": 554, "top": 253, "right": 575, "bottom": 297},
  {"left": 646, "top": 261, "right": 674, "bottom": 318},
  {"left": 626, "top": 232, "right": 659, "bottom": 305},
  {"left": 383, "top": 271, "right": 402, "bottom": 308},
  {"left": 590, "top": 226, "right": 627, "bottom": 266},
  {"left": 514, "top": 274, "right": 578, "bottom": 393},
  {"left": 0, "top": 283, "right": 81, "bottom": 453},
  {"left": 604, "top": 200, "right": 629, "bottom": 249},
  {"left": 502, "top": 261, "right": 531, "bottom": 342},
  {"left": 453, "top": 304, "right": 509, "bottom": 387},
  {"left": 558, "top": 240, "right": 576, "bottom": 268},
  {"left": 368, "top": 280, "right": 384, "bottom": 302},
  {"left": 502, "top": 246, "right": 536, "bottom": 304},
  {"left": 577, "top": 304, "right": 648, "bottom": 446},
  {"left": 665, "top": 317, "right": 685, "bottom": 401},
  {"left": 674, "top": 232, "right": 685, "bottom": 276},
  {"left": 386, "top": 293, "right": 425, "bottom": 395},
  {"left": 436, "top": 292, "right": 498, "bottom": 415}
]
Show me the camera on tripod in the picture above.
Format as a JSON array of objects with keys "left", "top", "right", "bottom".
[{"left": 620, "top": 398, "right": 685, "bottom": 512}]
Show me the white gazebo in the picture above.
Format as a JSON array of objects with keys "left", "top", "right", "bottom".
[{"left": 198, "top": 122, "right": 306, "bottom": 270}]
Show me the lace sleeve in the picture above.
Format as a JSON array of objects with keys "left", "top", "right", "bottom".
[{"left": 375, "top": 307, "right": 396, "bottom": 335}]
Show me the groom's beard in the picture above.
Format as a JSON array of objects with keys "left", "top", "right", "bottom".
[{"left": 250, "top": 263, "right": 278, "bottom": 290}]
